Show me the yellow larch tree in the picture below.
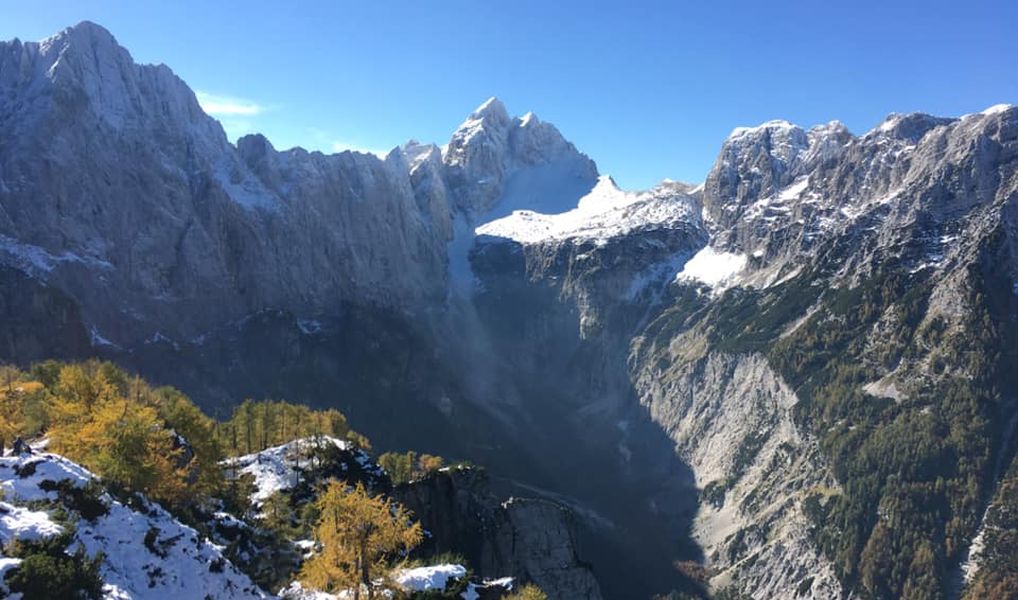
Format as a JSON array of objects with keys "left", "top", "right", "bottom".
[{"left": 300, "top": 481, "right": 423, "bottom": 600}]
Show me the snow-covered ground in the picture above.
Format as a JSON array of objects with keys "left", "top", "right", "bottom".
[
  {"left": 674, "top": 245, "right": 747, "bottom": 288},
  {"left": 395, "top": 565, "right": 513, "bottom": 600},
  {"left": 280, "top": 563, "right": 512, "bottom": 600},
  {"left": 0, "top": 452, "right": 269, "bottom": 599},
  {"left": 395, "top": 564, "right": 467, "bottom": 591},
  {"left": 221, "top": 436, "right": 379, "bottom": 504}
]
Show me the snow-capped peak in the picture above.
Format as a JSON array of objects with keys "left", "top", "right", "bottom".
[
  {"left": 444, "top": 97, "right": 515, "bottom": 165},
  {"left": 475, "top": 174, "right": 697, "bottom": 246},
  {"left": 397, "top": 140, "right": 442, "bottom": 173},
  {"left": 472, "top": 96, "right": 509, "bottom": 119},
  {"left": 980, "top": 103, "right": 1013, "bottom": 116},
  {"left": 39, "top": 20, "right": 118, "bottom": 51},
  {"left": 728, "top": 119, "right": 800, "bottom": 139},
  {"left": 876, "top": 113, "right": 903, "bottom": 133}
]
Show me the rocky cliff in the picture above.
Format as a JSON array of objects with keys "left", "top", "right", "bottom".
[
  {"left": 2, "top": 20, "right": 1018, "bottom": 600},
  {"left": 395, "top": 468, "right": 602, "bottom": 600}
]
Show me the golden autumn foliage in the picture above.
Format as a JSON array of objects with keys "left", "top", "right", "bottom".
[
  {"left": 377, "top": 451, "right": 446, "bottom": 485},
  {"left": 505, "top": 584, "right": 549, "bottom": 600},
  {"left": 217, "top": 399, "right": 370, "bottom": 456},
  {"left": 300, "top": 481, "right": 422, "bottom": 599},
  {"left": 0, "top": 361, "right": 224, "bottom": 506},
  {"left": 0, "top": 360, "right": 369, "bottom": 513},
  {"left": 43, "top": 363, "right": 218, "bottom": 505}
]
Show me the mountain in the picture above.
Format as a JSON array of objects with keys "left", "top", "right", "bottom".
[{"left": 2, "top": 21, "right": 1017, "bottom": 599}]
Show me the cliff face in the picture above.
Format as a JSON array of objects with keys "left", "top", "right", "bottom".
[
  {"left": 633, "top": 350, "right": 843, "bottom": 598},
  {"left": 4, "top": 21, "right": 1018, "bottom": 600},
  {"left": 395, "top": 468, "right": 602, "bottom": 600},
  {"left": 0, "top": 22, "right": 450, "bottom": 350},
  {"left": 0, "top": 266, "right": 91, "bottom": 361}
]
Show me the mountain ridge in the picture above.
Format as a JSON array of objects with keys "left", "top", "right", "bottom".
[{"left": 2, "top": 20, "right": 1018, "bottom": 600}]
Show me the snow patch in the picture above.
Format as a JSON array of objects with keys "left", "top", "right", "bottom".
[
  {"left": 675, "top": 246, "right": 746, "bottom": 288},
  {"left": 776, "top": 177, "right": 809, "bottom": 201},
  {"left": 981, "top": 103, "right": 1013, "bottom": 116},
  {"left": 296, "top": 318, "right": 322, "bottom": 335},
  {"left": 476, "top": 175, "right": 696, "bottom": 245},
  {"left": 222, "top": 437, "right": 352, "bottom": 504},
  {"left": 0, "top": 501, "right": 63, "bottom": 544},
  {"left": 90, "top": 326, "right": 120, "bottom": 349},
  {"left": 877, "top": 114, "right": 902, "bottom": 133},
  {"left": 0, "top": 235, "right": 114, "bottom": 274},
  {"left": 395, "top": 564, "right": 467, "bottom": 592}
]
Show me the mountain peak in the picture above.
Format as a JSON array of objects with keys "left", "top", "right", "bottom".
[
  {"left": 471, "top": 96, "right": 509, "bottom": 120},
  {"left": 867, "top": 111, "right": 955, "bottom": 144},
  {"left": 726, "top": 119, "right": 803, "bottom": 143},
  {"left": 66, "top": 20, "right": 116, "bottom": 39},
  {"left": 41, "top": 20, "right": 120, "bottom": 53}
]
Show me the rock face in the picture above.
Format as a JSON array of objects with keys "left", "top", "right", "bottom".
[
  {"left": 4, "top": 20, "right": 1018, "bottom": 600},
  {"left": 0, "top": 22, "right": 449, "bottom": 349},
  {"left": 633, "top": 351, "right": 843, "bottom": 599},
  {"left": 441, "top": 98, "right": 598, "bottom": 219},
  {"left": 395, "top": 468, "right": 602, "bottom": 600},
  {"left": 0, "top": 266, "right": 91, "bottom": 361}
]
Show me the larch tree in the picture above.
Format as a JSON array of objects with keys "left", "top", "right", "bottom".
[{"left": 300, "top": 481, "right": 422, "bottom": 599}]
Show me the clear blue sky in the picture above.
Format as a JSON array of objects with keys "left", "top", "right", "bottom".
[{"left": 2, "top": 0, "right": 1016, "bottom": 189}]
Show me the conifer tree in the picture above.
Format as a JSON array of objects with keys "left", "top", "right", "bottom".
[{"left": 300, "top": 481, "right": 422, "bottom": 599}]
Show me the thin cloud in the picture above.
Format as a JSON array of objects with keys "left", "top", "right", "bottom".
[{"left": 195, "top": 91, "right": 266, "bottom": 116}]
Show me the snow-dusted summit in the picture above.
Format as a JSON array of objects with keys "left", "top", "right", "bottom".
[{"left": 476, "top": 175, "right": 699, "bottom": 246}]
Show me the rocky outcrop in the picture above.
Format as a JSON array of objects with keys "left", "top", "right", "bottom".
[{"left": 394, "top": 468, "right": 602, "bottom": 600}]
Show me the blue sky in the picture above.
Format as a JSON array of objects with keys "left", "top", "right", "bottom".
[{"left": 2, "top": 0, "right": 1016, "bottom": 189}]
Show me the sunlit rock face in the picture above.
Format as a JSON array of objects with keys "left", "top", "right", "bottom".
[
  {"left": 4, "top": 20, "right": 1018, "bottom": 600},
  {"left": 0, "top": 21, "right": 450, "bottom": 349}
]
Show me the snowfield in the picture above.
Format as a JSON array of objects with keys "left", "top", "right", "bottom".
[
  {"left": 222, "top": 436, "right": 378, "bottom": 504},
  {"left": 476, "top": 175, "right": 697, "bottom": 246},
  {"left": 675, "top": 246, "right": 747, "bottom": 288},
  {"left": 395, "top": 563, "right": 467, "bottom": 591},
  {"left": 0, "top": 452, "right": 269, "bottom": 599}
]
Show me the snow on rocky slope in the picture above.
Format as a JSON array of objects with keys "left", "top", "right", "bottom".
[
  {"left": 222, "top": 436, "right": 382, "bottom": 504},
  {"left": 280, "top": 563, "right": 512, "bottom": 600},
  {"left": 3, "top": 20, "right": 1018, "bottom": 600},
  {"left": 476, "top": 175, "right": 699, "bottom": 246},
  {"left": 0, "top": 451, "right": 269, "bottom": 599}
]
